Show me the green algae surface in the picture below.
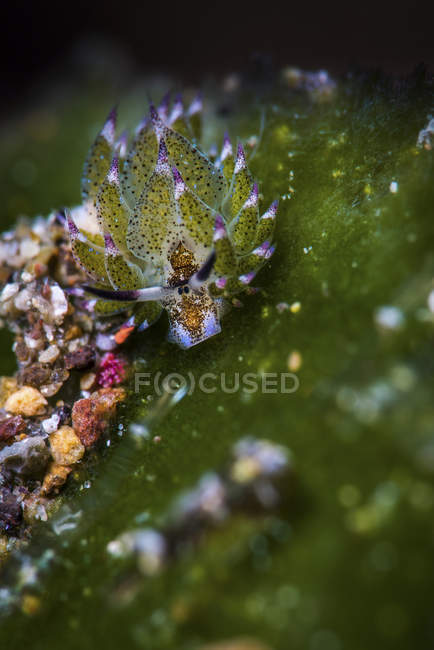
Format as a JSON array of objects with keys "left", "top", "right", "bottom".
[{"left": 1, "top": 69, "right": 434, "bottom": 650}]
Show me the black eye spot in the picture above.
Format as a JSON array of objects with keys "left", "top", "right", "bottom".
[
  {"left": 178, "top": 287, "right": 183, "bottom": 295},
  {"left": 184, "top": 286, "right": 189, "bottom": 294}
]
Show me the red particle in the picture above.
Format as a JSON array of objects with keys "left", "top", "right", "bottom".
[
  {"left": 0, "top": 416, "right": 26, "bottom": 441},
  {"left": 72, "top": 387, "right": 126, "bottom": 447},
  {"left": 96, "top": 352, "right": 127, "bottom": 388}
]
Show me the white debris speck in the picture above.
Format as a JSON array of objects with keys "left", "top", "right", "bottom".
[
  {"left": 176, "top": 473, "right": 227, "bottom": 520},
  {"left": 136, "top": 530, "right": 168, "bottom": 575},
  {"left": 67, "top": 338, "right": 81, "bottom": 353},
  {"left": 43, "top": 323, "right": 54, "bottom": 342},
  {"left": 52, "top": 508, "right": 82, "bottom": 535},
  {"left": 0, "top": 587, "right": 14, "bottom": 611},
  {"left": 389, "top": 181, "right": 398, "bottom": 193},
  {"left": 14, "top": 288, "right": 33, "bottom": 311},
  {"left": 42, "top": 413, "right": 60, "bottom": 434},
  {"left": 106, "top": 540, "right": 124, "bottom": 557},
  {"left": 232, "top": 437, "right": 289, "bottom": 483},
  {"left": 303, "top": 245, "right": 313, "bottom": 254},
  {"left": 0, "top": 241, "right": 20, "bottom": 267},
  {"left": 428, "top": 290, "right": 434, "bottom": 313},
  {"left": 50, "top": 285, "right": 68, "bottom": 323},
  {"left": 19, "top": 237, "right": 40, "bottom": 259},
  {"left": 31, "top": 295, "right": 51, "bottom": 320},
  {"left": 17, "top": 559, "right": 38, "bottom": 588},
  {"left": 95, "top": 332, "right": 116, "bottom": 351},
  {"left": 107, "top": 529, "right": 167, "bottom": 576},
  {"left": 374, "top": 305, "right": 405, "bottom": 330},
  {"left": 32, "top": 217, "right": 50, "bottom": 238},
  {"left": 0, "top": 283, "right": 20, "bottom": 303},
  {"left": 276, "top": 302, "right": 290, "bottom": 313},
  {"left": 129, "top": 422, "right": 149, "bottom": 438},
  {"left": 38, "top": 345, "right": 60, "bottom": 364},
  {"left": 21, "top": 271, "right": 35, "bottom": 284},
  {"left": 24, "top": 333, "right": 44, "bottom": 350}
]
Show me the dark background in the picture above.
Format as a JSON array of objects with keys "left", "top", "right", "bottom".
[{"left": 2, "top": 1, "right": 434, "bottom": 111}]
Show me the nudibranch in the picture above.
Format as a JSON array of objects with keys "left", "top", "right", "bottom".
[{"left": 67, "top": 96, "right": 277, "bottom": 349}]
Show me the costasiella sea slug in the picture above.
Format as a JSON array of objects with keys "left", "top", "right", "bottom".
[{"left": 66, "top": 95, "right": 278, "bottom": 349}]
